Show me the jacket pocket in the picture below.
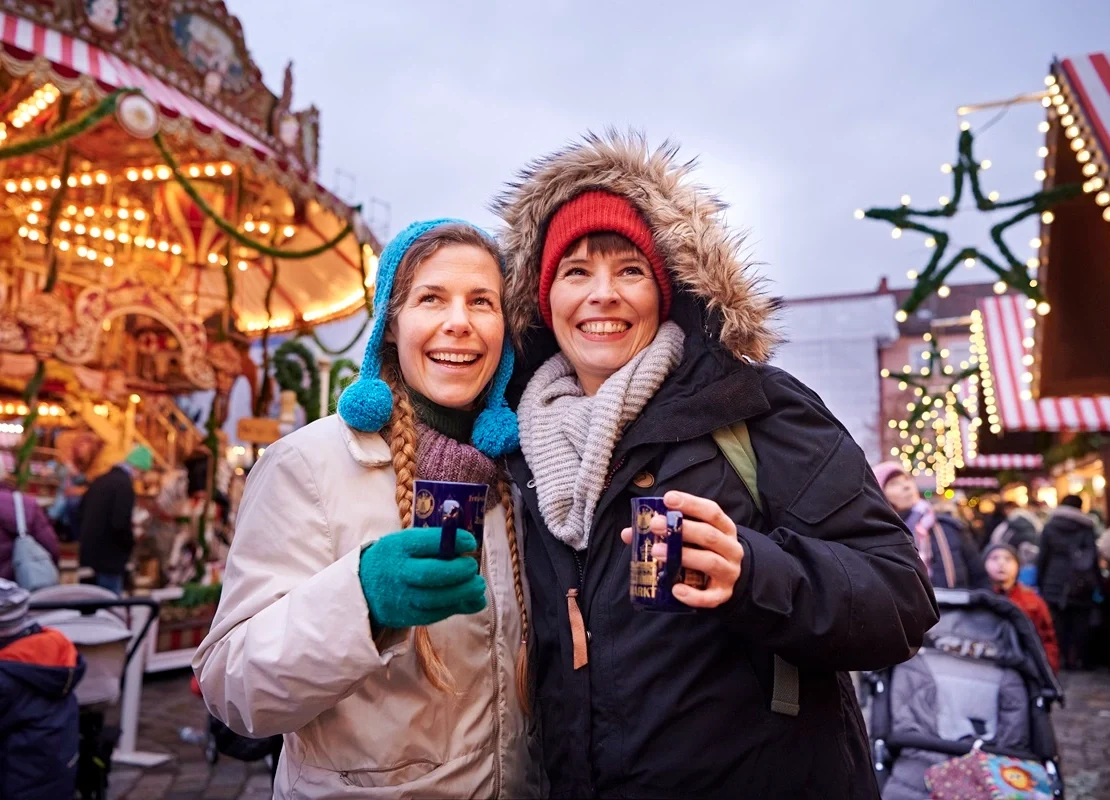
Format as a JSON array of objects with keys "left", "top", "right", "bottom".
[
  {"left": 787, "top": 433, "right": 864, "bottom": 525},
  {"left": 338, "top": 758, "right": 442, "bottom": 788}
]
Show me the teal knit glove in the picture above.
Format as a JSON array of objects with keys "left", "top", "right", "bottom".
[{"left": 358, "top": 528, "right": 487, "bottom": 629}]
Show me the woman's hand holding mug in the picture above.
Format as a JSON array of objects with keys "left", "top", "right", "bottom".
[{"left": 621, "top": 490, "right": 744, "bottom": 609}]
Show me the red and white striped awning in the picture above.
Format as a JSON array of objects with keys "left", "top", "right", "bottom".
[
  {"left": 977, "top": 295, "right": 1110, "bottom": 432},
  {"left": 962, "top": 454, "right": 1043, "bottom": 470},
  {"left": 1058, "top": 53, "right": 1110, "bottom": 162},
  {"left": 0, "top": 11, "right": 272, "bottom": 155},
  {"left": 951, "top": 477, "right": 1001, "bottom": 488}
]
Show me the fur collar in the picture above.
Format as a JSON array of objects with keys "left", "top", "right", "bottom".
[
  {"left": 491, "top": 130, "right": 782, "bottom": 362},
  {"left": 1049, "top": 504, "right": 1095, "bottom": 527}
]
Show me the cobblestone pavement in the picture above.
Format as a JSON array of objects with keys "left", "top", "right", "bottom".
[
  {"left": 106, "top": 671, "right": 271, "bottom": 800},
  {"left": 110, "top": 668, "right": 1110, "bottom": 799},
  {"left": 1055, "top": 669, "right": 1110, "bottom": 800}
]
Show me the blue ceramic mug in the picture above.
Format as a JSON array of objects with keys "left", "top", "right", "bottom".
[
  {"left": 413, "top": 480, "right": 489, "bottom": 557},
  {"left": 630, "top": 497, "right": 702, "bottom": 613}
]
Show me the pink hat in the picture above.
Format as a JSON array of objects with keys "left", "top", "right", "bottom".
[{"left": 873, "top": 461, "right": 908, "bottom": 490}]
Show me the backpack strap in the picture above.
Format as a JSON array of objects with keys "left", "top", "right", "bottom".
[
  {"left": 11, "top": 491, "right": 28, "bottom": 538},
  {"left": 711, "top": 421, "right": 800, "bottom": 717}
]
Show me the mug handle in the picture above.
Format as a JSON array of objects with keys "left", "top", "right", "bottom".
[{"left": 662, "top": 511, "right": 684, "bottom": 585}]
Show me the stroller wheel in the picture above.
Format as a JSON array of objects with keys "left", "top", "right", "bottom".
[{"left": 205, "top": 736, "right": 219, "bottom": 765}]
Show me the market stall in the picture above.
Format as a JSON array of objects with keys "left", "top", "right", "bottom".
[
  {"left": 1031, "top": 52, "right": 1110, "bottom": 398},
  {"left": 0, "top": 0, "right": 379, "bottom": 673}
]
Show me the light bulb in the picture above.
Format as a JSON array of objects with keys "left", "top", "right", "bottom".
[
  {"left": 901, "top": 194, "right": 911, "bottom": 205},
  {"left": 853, "top": 209, "right": 864, "bottom": 220},
  {"left": 1034, "top": 169, "right": 1046, "bottom": 181},
  {"left": 993, "top": 281, "right": 1007, "bottom": 294},
  {"left": 156, "top": 166, "right": 171, "bottom": 180},
  {"left": 964, "top": 257, "right": 975, "bottom": 268},
  {"left": 1030, "top": 237, "right": 1042, "bottom": 249},
  {"left": 980, "top": 160, "right": 991, "bottom": 170},
  {"left": 939, "top": 196, "right": 950, "bottom": 205},
  {"left": 988, "top": 191, "right": 1000, "bottom": 202},
  {"left": 1041, "top": 211, "right": 1054, "bottom": 224},
  {"left": 891, "top": 228, "right": 902, "bottom": 239},
  {"left": 938, "top": 286, "right": 951, "bottom": 298},
  {"left": 283, "top": 225, "right": 296, "bottom": 237},
  {"left": 237, "top": 260, "right": 249, "bottom": 271},
  {"left": 1038, "top": 121, "right": 1050, "bottom": 133},
  {"left": 924, "top": 237, "right": 936, "bottom": 248},
  {"left": 906, "top": 270, "right": 918, "bottom": 280},
  {"left": 1037, "top": 302, "right": 1051, "bottom": 316},
  {"left": 220, "top": 164, "right": 234, "bottom": 176},
  {"left": 895, "top": 310, "right": 908, "bottom": 322},
  {"left": 940, "top": 163, "right": 952, "bottom": 174}
]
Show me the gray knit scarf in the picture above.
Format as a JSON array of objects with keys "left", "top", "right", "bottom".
[{"left": 518, "top": 321, "right": 685, "bottom": 551}]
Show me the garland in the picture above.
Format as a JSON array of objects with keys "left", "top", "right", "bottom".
[
  {"left": 861, "top": 129, "right": 1083, "bottom": 319},
  {"left": 301, "top": 239, "right": 373, "bottom": 355},
  {"left": 14, "top": 98, "right": 74, "bottom": 489},
  {"left": 0, "top": 89, "right": 136, "bottom": 161},
  {"left": 328, "top": 358, "right": 359, "bottom": 413},
  {"left": 153, "top": 132, "right": 357, "bottom": 260},
  {"left": 274, "top": 339, "right": 322, "bottom": 422}
]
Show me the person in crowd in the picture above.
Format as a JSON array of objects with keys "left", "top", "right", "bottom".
[
  {"left": 194, "top": 221, "right": 540, "bottom": 798},
  {"left": 991, "top": 500, "right": 1044, "bottom": 585},
  {"left": 0, "top": 578, "right": 85, "bottom": 800},
  {"left": 874, "top": 462, "right": 985, "bottom": 589},
  {"left": 1038, "top": 494, "right": 1101, "bottom": 671},
  {"left": 981, "top": 500, "right": 1008, "bottom": 543},
  {"left": 984, "top": 543, "right": 1059, "bottom": 672},
  {"left": 78, "top": 443, "right": 152, "bottom": 594},
  {"left": 493, "top": 132, "right": 937, "bottom": 799},
  {"left": 0, "top": 474, "right": 61, "bottom": 583}
]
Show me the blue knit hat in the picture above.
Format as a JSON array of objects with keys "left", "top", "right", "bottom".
[{"left": 337, "top": 219, "right": 519, "bottom": 458}]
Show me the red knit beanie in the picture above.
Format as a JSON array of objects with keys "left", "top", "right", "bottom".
[{"left": 538, "top": 190, "right": 672, "bottom": 329}]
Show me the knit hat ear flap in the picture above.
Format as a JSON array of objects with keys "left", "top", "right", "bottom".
[
  {"left": 338, "top": 218, "right": 467, "bottom": 433},
  {"left": 471, "top": 338, "right": 519, "bottom": 458}
]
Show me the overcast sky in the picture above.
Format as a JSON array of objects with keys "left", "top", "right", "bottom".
[{"left": 228, "top": 0, "right": 1107, "bottom": 314}]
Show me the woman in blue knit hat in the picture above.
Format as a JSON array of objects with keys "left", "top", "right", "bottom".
[{"left": 194, "top": 221, "right": 540, "bottom": 799}]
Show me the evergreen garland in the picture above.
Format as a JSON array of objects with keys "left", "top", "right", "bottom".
[
  {"left": 274, "top": 340, "right": 322, "bottom": 422},
  {"left": 328, "top": 358, "right": 358, "bottom": 413}
]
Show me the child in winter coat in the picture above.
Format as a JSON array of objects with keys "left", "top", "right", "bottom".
[
  {"left": 0, "top": 578, "right": 85, "bottom": 800},
  {"left": 984, "top": 544, "right": 1059, "bottom": 673}
]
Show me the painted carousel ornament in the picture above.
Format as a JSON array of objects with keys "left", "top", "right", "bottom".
[{"left": 115, "top": 93, "right": 160, "bottom": 139}]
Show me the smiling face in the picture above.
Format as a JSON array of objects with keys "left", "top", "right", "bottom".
[
  {"left": 389, "top": 243, "right": 505, "bottom": 410},
  {"left": 547, "top": 235, "right": 661, "bottom": 395}
]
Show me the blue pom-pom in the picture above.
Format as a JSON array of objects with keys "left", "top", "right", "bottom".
[
  {"left": 337, "top": 378, "right": 394, "bottom": 433},
  {"left": 471, "top": 405, "right": 520, "bottom": 458}
]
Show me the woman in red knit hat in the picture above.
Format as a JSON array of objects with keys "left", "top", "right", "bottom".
[{"left": 493, "top": 132, "right": 938, "bottom": 799}]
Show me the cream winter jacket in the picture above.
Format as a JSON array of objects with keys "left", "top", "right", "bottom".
[{"left": 193, "top": 415, "right": 540, "bottom": 799}]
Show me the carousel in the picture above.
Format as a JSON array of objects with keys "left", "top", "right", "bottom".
[{"left": 1, "top": 0, "right": 378, "bottom": 671}]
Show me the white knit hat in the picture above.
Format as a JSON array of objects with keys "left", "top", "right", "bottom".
[{"left": 0, "top": 578, "right": 31, "bottom": 638}]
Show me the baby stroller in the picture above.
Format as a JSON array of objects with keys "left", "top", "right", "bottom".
[
  {"left": 29, "top": 585, "right": 158, "bottom": 800},
  {"left": 862, "top": 588, "right": 1065, "bottom": 799}
]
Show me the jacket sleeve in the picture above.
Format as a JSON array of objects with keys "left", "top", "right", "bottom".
[
  {"left": 192, "top": 441, "right": 408, "bottom": 738},
  {"left": 1030, "top": 594, "right": 1060, "bottom": 673},
  {"left": 724, "top": 368, "right": 939, "bottom": 672}
]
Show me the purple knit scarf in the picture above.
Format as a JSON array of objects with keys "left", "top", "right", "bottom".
[{"left": 415, "top": 423, "right": 502, "bottom": 503}]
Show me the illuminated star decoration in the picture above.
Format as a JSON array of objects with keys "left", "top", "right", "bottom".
[
  {"left": 881, "top": 333, "right": 981, "bottom": 486},
  {"left": 858, "top": 128, "right": 1081, "bottom": 321}
]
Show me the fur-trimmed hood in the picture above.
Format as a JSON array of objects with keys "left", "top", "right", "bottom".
[{"left": 491, "top": 131, "right": 781, "bottom": 362}]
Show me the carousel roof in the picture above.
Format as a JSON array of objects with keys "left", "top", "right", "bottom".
[{"left": 0, "top": 0, "right": 380, "bottom": 335}]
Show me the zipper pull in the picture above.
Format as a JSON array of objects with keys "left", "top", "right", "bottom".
[{"left": 566, "top": 588, "right": 589, "bottom": 669}]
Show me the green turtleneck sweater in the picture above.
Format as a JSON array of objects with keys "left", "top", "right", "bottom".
[{"left": 409, "top": 390, "right": 478, "bottom": 443}]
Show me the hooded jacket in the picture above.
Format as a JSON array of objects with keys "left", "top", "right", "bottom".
[
  {"left": 1037, "top": 504, "right": 1099, "bottom": 609},
  {"left": 494, "top": 132, "right": 938, "bottom": 799},
  {"left": 0, "top": 625, "right": 85, "bottom": 800}
]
